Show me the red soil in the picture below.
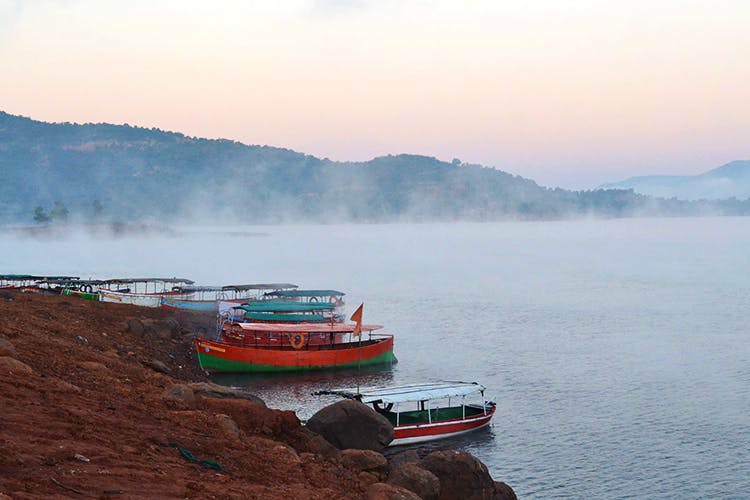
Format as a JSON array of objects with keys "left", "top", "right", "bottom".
[{"left": 0, "top": 292, "right": 368, "bottom": 499}]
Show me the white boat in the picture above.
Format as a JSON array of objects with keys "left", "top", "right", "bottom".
[
  {"left": 322, "top": 381, "right": 496, "bottom": 446},
  {"left": 98, "top": 277, "right": 194, "bottom": 307}
]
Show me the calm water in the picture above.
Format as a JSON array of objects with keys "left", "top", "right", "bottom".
[{"left": 3, "top": 218, "right": 749, "bottom": 498}]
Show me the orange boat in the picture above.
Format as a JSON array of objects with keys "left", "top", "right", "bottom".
[{"left": 195, "top": 321, "right": 396, "bottom": 373}]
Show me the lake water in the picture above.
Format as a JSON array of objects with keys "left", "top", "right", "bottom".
[{"left": 3, "top": 217, "right": 749, "bottom": 498}]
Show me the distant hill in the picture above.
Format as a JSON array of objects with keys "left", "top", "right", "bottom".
[
  {"left": 599, "top": 160, "right": 750, "bottom": 200},
  {"left": 1, "top": 111, "right": 749, "bottom": 224}
]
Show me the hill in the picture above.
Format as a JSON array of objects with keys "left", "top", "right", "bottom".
[
  {"left": 1, "top": 111, "right": 749, "bottom": 223},
  {"left": 599, "top": 160, "right": 750, "bottom": 200}
]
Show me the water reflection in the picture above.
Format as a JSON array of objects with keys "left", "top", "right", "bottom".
[{"left": 209, "top": 364, "right": 397, "bottom": 419}]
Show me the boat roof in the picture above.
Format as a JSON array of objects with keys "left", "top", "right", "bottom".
[
  {"left": 325, "top": 382, "right": 486, "bottom": 405},
  {"left": 240, "top": 301, "right": 336, "bottom": 313},
  {"left": 263, "top": 289, "right": 345, "bottom": 298},
  {"left": 223, "top": 283, "right": 298, "bottom": 291},
  {"left": 177, "top": 285, "right": 224, "bottom": 292},
  {"left": 101, "top": 277, "right": 195, "bottom": 285},
  {"left": 42, "top": 278, "right": 106, "bottom": 286},
  {"left": 237, "top": 322, "right": 383, "bottom": 333},
  {"left": 243, "top": 313, "right": 329, "bottom": 323},
  {"left": 0, "top": 274, "right": 80, "bottom": 281}
]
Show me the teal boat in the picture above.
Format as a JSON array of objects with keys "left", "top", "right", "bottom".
[
  {"left": 244, "top": 312, "right": 330, "bottom": 323},
  {"left": 240, "top": 301, "right": 336, "bottom": 313},
  {"left": 263, "top": 289, "right": 346, "bottom": 306}
]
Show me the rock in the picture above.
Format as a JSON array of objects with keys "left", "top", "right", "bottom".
[
  {"left": 0, "top": 337, "right": 17, "bottom": 357},
  {"left": 388, "top": 462, "right": 440, "bottom": 500},
  {"left": 164, "top": 318, "right": 181, "bottom": 335},
  {"left": 78, "top": 361, "right": 108, "bottom": 372},
  {"left": 493, "top": 481, "right": 518, "bottom": 500},
  {"left": 299, "top": 431, "right": 341, "bottom": 460},
  {"left": 73, "top": 453, "right": 90, "bottom": 463},
  {"left": 189, "top": 382, "right": 266, "bottom": 406},
  {"left": 0, "top": 356, "right": 33, "bottom": 375},
  {"left": 420, "top": 450, "right": 498, "bottom": 500},
  {"left": 306, "top": 400, "right": 394, "bottom": 451},
  {"left": 271, "top": 444, "right": 301, "bottom": 465},
  {"left": 74, "top": 335, "right": 89, "bottom": 344},
  {"left": 341, "top": 449, "right": 388, "bottom": 478},
  {"left": 163, "top": 384, "right": 196, "bottom": 408},
  {"left": 215, "top": 414, "right": 240, "bottom": 439},
  {"left": 366, "top": 482, "right": 421, "bottom": 500},
  {"left": 387, "top": 449, "right": 421, "bottom": 473},
  {"left": 146, "top": 359, "right": 171, "bottom": 374},
  {"left": 0, "top": 289, "right": 13, "bottom": 300},
  {"left": 125, "top": 318, "right": 145, "bottom": 335}
]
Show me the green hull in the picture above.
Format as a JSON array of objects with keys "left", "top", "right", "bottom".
[
  {"left": 196, "top": 350, "right": 397, "bottom": 373},
  {"left": 62, "top": 289, "right": 99, "bottom": 301}
]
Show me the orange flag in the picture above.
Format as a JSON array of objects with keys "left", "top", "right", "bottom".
[{"left": 350, "top": 303, "right": 363, "bottom": 337}]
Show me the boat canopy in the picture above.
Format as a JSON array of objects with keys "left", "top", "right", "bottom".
[
  {"left": 244, "top": 313, "right": 329, "bottom": 323},
  {"left": 325, "top": 382, "right": 485, "bottom": 405},
  {"left": 263, "top": 289, "right": 345, "bottom": 298},
  {"left": 43, "top": 279, "right": 105, "bottom": 286},
  {"left": 223, "top": 283, "right": 298, "bottom": 291},
  {"left": 237, "top": 322, "right": 383, "bottom": 333},
  {"left": 0, "top": 274, "right": 80, "bottom": 281},
  {"left": 240, "top": 301, "right": 336, "bottom": 313},
  {"left": 101, "top": 277, "right": 195, "bottom": 285},
  {"left": 176, "top": 285, "right": 224, "bottom": 293}
]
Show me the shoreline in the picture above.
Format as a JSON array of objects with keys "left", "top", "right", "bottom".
[{"left": 0, "top": 291, "right": 516, "bottom": 498}]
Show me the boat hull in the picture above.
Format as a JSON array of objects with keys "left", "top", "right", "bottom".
[
  {"left": 390, "top": 405, "right": 495, "bottom": 446},
  {"left": 195, "top": 336, "right": 396, "bottom": 373},
  {"left": 100, "top": 289, "right": 187, "bottom": 307},
  {"left": 62, "top": 289, "right": 99, "bottom": 301},
  {"left": 160, "top": 297, "right": 218, "bottom": 311}
]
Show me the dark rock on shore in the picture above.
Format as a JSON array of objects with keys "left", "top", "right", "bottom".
[
  {"left": 420, "top": 449, "right": 516, "bottom": 500},
  {"left": 307, "top": 399, "right": 394, "bottom": 451}
]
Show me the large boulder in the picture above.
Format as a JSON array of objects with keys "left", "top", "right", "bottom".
[
  {"left": 420, "top": 450, "right": 512, "bottom": 500},
  {"left": 387, "top": 462, "right": 441, "bottom": 500},
  {"left": 306, "top": 399, "right": 394, "bottom": 451}
]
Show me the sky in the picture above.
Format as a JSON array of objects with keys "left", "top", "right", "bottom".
[{"left": 1, "top": 0, "right": 749, "bottom": 189}]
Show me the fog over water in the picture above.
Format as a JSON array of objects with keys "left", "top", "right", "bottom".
[{"left": 3, "top": 217, "right": 749, "bottom": 498}]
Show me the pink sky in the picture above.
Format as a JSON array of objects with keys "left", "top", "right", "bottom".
[{"left": 2, "top": 0, "right": 749, "bottom": 188}]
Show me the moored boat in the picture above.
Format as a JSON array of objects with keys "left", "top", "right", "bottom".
[
  {"left": 263, "top": 289, "right": 346, "bottom": 307},
  {"left": 0, "top": 275, "right": 80, "bottom": 293},
  {"left": 99, "top": 277, "right": 195, "bottom": 307},
  {"left": 320, "top": 382, "right": 496, "bottom": 446},
  {"left": 195, "top": 321, "right": 396, "bottom": 373},
  {"left": 160, "top": 283, "right": 299, "bottom": 311},
  {"left": 238, "top": 300, "right": 343, "bottom": 323}
]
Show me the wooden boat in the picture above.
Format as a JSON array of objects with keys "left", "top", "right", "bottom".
[
  {"left": 195, "top": 322, "right": 396, "bottom": 373},
  {"left": 99, "top": 278, "right": 194, "bottom": 307},
  {"left": 161, "top": 283, "right": 299, "bottom": 312},
  {"left": 321, "top": 382, "right": 496, "bottom": 446}
]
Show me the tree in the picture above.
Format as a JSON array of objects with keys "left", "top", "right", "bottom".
[
  {"left": 92, "top": 199, "right": 104, "bottom": 219},
  {"left": 50, "top": 201, "right": 69, "bottom": 222},
  {"left": 33, "top": 206, "right": 50, "bottom": 224}
]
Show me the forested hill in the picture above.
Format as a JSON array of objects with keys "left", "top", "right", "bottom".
[{"left": 1, "top": 111, "right": 748, "bottom": 224}]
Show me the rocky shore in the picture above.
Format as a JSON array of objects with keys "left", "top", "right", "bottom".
[{"left": 0, "top": 291, "right": 516, "bottom": 499}]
